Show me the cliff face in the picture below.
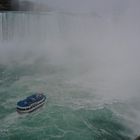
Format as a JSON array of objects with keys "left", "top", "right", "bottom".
[
  {"left": 0, "top": 0, "right": 35, "bottom": 11},
  {"left": 0, "top": 0, "right": 13, "bottom": 11},
  {"left": 0, "top": 0, "right": 20, "bottom": 11},
  {"left": 0, "top": 0, "right": 48, "bottom": 11}
]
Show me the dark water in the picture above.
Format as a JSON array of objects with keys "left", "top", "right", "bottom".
[{"left": 0, "top": 12, "right": 140, "bottom": 140}]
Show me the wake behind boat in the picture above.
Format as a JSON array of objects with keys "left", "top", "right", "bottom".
[{"left": 17, "top": 93, "right": 46, "bottom": 113}]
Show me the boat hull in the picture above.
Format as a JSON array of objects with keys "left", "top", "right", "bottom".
[
  {"left": 17, "top": 101, "right": 45, "bottom": 113},
  {"left": 17, "top": 94, "right": 46, "bottom": 113}
]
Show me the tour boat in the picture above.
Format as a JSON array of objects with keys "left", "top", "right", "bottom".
[{"left": 17, "top": 93, "right": 46, "bottom": 113}]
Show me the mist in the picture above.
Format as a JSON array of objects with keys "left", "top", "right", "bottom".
[
  {"left": 0, "top": 3, "right": 140, "bottom": 98},
  {"left": 0, "top": 1, "right": 140, "bottom": 137}
]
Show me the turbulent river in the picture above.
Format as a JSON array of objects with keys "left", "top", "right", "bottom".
[{"left": 0, "top": 11, "right": 140, "bottom": 140}]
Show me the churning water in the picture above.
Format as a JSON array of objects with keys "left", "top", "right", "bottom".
[{"left": 0, "top": 11, "right": 140, "bottom": 140}]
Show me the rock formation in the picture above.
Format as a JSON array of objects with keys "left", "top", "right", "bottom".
[
  {"left": 0, "top": 0, "right": 48, "bottom": 11},
  {"left": 0, "top": 0, "right": 13, "bottom": 11}
]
